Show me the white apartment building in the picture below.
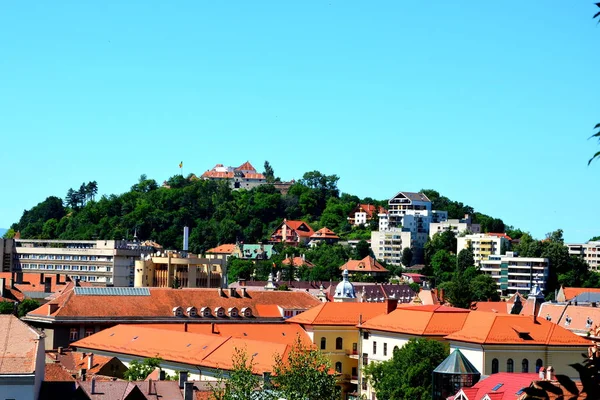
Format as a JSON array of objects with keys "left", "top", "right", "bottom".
[
  {"left": 480, "top": 252, "right": 549, "bottom": 296},
  {"left": 567, "top": 241, "right": 600, "bottom": 271},
  {"left": 456, "top": 233, "right": 509, "bottom": 265},
  {"left": 371, "top": 229, "right": 414, "bottom": 266},
  {"left": 12, "top": 239, "right": 152, "bottom": 287},
  {"left": 429, "top": 214, "right": 481, "bottom": 239}
]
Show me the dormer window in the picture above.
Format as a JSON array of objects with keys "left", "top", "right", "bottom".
[
  {"left": 200, "top": 307, "right": 212, "bottom": 318},
  {"left": 228, "top": 307, "right": 239, "bottom": 317},
  {"left": 241, "top": 307, "right": 252, "bottom": 317},
  {"left": 172, "top": 306, "right": 184, "bottom": 317},
  {"left": 214, "top": 307, "right": 225, "bottom": 318},
  {"left": 587, "top": 317, "right": 593, "bottom": 329},
  {"left": 545, "top": 314, "right": 551, "bottom": 321},
  {"left": 565, "top": 316, "right": 572, "bottom": 326},
  {"left": 187, "top": 307, "right": 197, "bottom": 317}
]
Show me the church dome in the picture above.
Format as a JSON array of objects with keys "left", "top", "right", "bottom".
[{"left": 335, "top": 269, "right": 356, "bottom": 299}]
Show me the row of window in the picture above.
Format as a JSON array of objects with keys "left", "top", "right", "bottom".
[
  {"left": 19, "top": 254, "right": 111, "bottom": 261},
  {"left": 20, "top": 264, "right": 111, "bottom": 272},
  {"left": 69, "top": 327, "right": 96, "bottom": 341},
  {"left": 491, "top": 358, "right": 543, "bottom": 374}
]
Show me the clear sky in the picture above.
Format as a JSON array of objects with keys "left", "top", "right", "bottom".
[{"left": 1, "top": 1, "right": 599, "bottom": 242}]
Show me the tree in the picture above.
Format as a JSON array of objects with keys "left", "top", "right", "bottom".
[
  {"left": 271, "top": 335, "right": 338, "bottom": 400},
  {"left": 354, "top": 240, "right": 371, "bottom": 260},
  {"left": 588, "top": 123, "right": 600, "bottom": 165},
  {"left": 227, "top": 259, "right": 255, "bottom": 283},
  {"left": 456, "top": 248, "right": 475, "bottom": 272},
  {"left": 210, "top": 347, "right": 262, "bottom": 400},
  {"left": 469, "top": 274, "right": 500, "bottom": 301},
  {"left": 0, "top": 301, "right": 15, "bottom": 315},
  {"left": 263, "top": 161, "right": 275, "bottom": 183},
  {"left": 590, "top": 236, "right": 600, "bottom": 242},
  {"left": 364, "top": 338, "right": 448, "bottom": 400},
  {"left": 424, "top": 231, "right": 456, "bottom": 266},
  {"left": 124, "top": 357, "right": 162, "bottom": 381},
  {"left": 17, "top": 299, "right": 39, "bottom": 317},
  {"left": 401, "top": 247, "right": 413, "bottom": 268},
  {"left": 429, "top": 250, "right": 457, "bottom": 286}
]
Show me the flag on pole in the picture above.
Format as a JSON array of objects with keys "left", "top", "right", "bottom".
[{"left": 179, "top": 161, "right": 183, "bottom": 169}]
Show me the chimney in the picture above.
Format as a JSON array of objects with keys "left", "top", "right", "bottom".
[
  {"left": 211, "top": 322, "right": 216, "bottom": 334},
  {"left": 178, "top": 370, "right": 188, "bottom": 389},
  {"left": 81, "top": 352, "right": 86, "bottom": 361},
  {"left": 386, "top": 298, "right": 398, "bottom": 314},
  {"left": 90, "top": 376, "right": 96, "bottom": 394},
  {"left": 0, "top": 278, "right": 5, "bottom": 298},
  {"left": 58, "top": 347, "right": 64, "bottom": 355},
  {"left": 218, "top": 287, "right": 226, "bottom": 297},
  {"left": 439, "top": 288, "right": 445, "bottom": 303},
  {"left": 229, "top": 288, "right": 237, "bottom": 297},
  {"left": 75, "top": 278, "right": 80, "bottom": 287},
  {"left": 16, "top": 272, "right": 23, "bottom": 284},
  {"left": 44, "top": 277, "right": 52, "bottom": 294},
  {"left": 9, "top": 277, "right": 14, "bottom": 289},
  {"left": 241, "top": 287, "right": 248, "bottom": 298},
  {"left": 80, "top": 368, "right": 87, "bottom": 381},
  {"left": 39, "top": 273, "right": 45, "bottom": 284},
  {"left": 358, "top": 314, "right": 363, "bottom": 326},
  {"left": 184, "top": 322, "right": 188, "bottom": 332},
  {"left": 88, "top": 353, "right": 94, "bottom": 370},
  {"left": 148, "top": 378, "right": 154, "bottom": 395},
  {"left": 238, "top": 278, "right": 246, "bottom": 287},
  {"left": 184, "top": 381, "right": 194, "bottom": 400},
  {"left": 159, "top": 370, "right": 166, "bottom": 381},
  {"left": 546, "top": 366, "right": 554, "bottom": 381},
  {"left": 56, "top": 274, "right": 61, "bottom": 285}
]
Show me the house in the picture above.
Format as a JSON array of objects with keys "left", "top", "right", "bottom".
[
  {"left": 445, "top": 311, "right": 591, "bottom": 379},
  {"left": 556, "top": 286, "right": 600, "bottom": 302},
  {"left": 347, "top": 204, "right": 385, "bottom": 226},
  {"left": 200, "top": 161, "right": 267, "bottom": 190},
  {"left": 269, "top": 219, "right": 315, "bottom": 246},
  {"left": 451, "top": 372, "right": 541, "bottom": 400},
  {"left": 45, "top": 348, "right": 127, "bottom": 380},
  {"left": 357, "top": 305, "right": 471, "bottom": 399},
  {"left": 479, "top": 252, "right": 549, "bottom": 296},
  {"left": 339, "top": 256, "right": 389, "bottom": 279},
  {"left": 0, "top": 314, "right": 45, "bottom": 400},
  {"left": 286, "top": 300, "right": 398, "bottom": 398},
  {"left": 400, "top": 272, "right": 426, "bottom": 285},
  {"left": 281, "top": 254, "right": 315, "bottom": 269},
  {"left": 429, "top": 214, "right": 481, "bottom": 239},
  {"left": 308, "top": 227, "right": 340, "bottom": 247},
  {"left": 232, "top": 243, "right": 276, "bottom": 261},
  {"left": 22, "top": 286, "right": 321, "bottom": 349},
  {"left": 205, "top": 244, "right": 237, "bottom": 262},
  {"left": 567, "top": 240, "right": 600, "bottom": 271},
  {"left": 0, "top": 272, "right": 89, "bottom": 304}
]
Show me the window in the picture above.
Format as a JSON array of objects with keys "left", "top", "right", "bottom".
[
  {"left": 507, "top": 358, "right": 514, "bottom": 373},
  {"left": 362, "top": 353, "right": 369, "bottom": 366},
  {"left": 336, "top": 337, "right": 343, "bottom": 350},
  {"left": 335, "top": 362, "right": 342, "bottom": 373},
  {"left": 491, "top": 358, "right": 499, "bottom": 374},
  {"left": 383, "top": 343, "right": 388, "bottom": 356},
  {"left": 372, "top": 341, "right": 377, "bottom": 355},
  {"left": 536, "top": 359, "right": 543, "bottom": 373},
  {"left": 320, "top": 337, "right": 326, "bottom": 350},
  {"left": 69, "top": 328, "right": 79, "bottom": 342},
  {"left": 522, "top": 359, "right": 529, "bottom": 373},
  {"left": 85, "top": 328, "right": 94, "bottom": 337}
]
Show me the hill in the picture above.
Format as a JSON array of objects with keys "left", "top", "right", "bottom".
[{"left": 7, "top": 171, "right": 511, "bottom": 253}]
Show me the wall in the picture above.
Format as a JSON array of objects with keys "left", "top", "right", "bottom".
[{"left": 0, "top": 376, "right": 36, "bottom": 400}]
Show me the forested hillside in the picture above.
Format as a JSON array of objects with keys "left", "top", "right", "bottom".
[{"left": 6, "top": 170, "right": 510, "bottom": 255}]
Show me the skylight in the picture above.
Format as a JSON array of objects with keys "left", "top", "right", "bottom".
[{"left": 492, "top": 383, "right": 504, "bottom": 391}]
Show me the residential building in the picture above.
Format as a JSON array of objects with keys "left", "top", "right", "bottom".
[
  {"left": 567, "top": 241, "right": 600, "bottom": 271},
  {"left": 429, "top": 214, "right": 481, "bottom": 239},
  {"left": 339, "top": 256, "right": 389, "bottom": 280},
  {"left": 232, "top": 243, "right": 276, "bottom": 261},
  {"left": 281, "top": 254, "right": 315, "bottom": 269},
  {"left": 0, "top": 314, "right": 46, "bottom": 400},
  {"left": 480, "top": 252, "right": 549, "bottom": 296},
  {"left": 269, "top": 219, "right": 315, "bottom": 246},
  {"left": 445, "top": 311, "right": 590, "bottom": 379},
  {"left": 370, "top": 229, "right": 413, "bottom": 266},
  {"left": 9, "top": 239, "right": 155, "bottom": 287},
  {"left": 286, "top": 299, "right": 398, "bottom": 398},
  {"left": 347, "top": 204, "right": 385, "bottom": 226},
  {"left": 205, "top": 244, "right": 236, "bottom": 262},
  {"left": 556, "top": 286, "right": 600, "bottom": 302},
  {"left": 200, "top": 161, "right": 267, "bottom": 190},
  {"left": 357, "top": 305, "right": 471, "bottom": 399},
  {"left": 457, "top": 233, "right": 510, "bottom": 265},
  {"left": 135, "top": 250, "right": 225, "bottom": 288},
  {"left": 0, "top": 272, "right": 86, "bottom": 304},
  {"left": 22, "top": 285, "right": 321, "bottom": 349},
  {"left": 45, "top": 348, "right": 128, "bottom": 380},
  {"left": 0, "top": 238, "right": 14, "bottom": 272},
  {"left": 308, "top": 227, "right": 340, "bottom": 247}
]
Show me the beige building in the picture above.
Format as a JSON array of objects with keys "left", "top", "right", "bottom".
[
  {"left": 480, "top": 252, "right": 549, "bottom": 296},
  {"left": 9, "top": 239, "right": 151, "bottom": 287},
  {"left": 135, "top": 250, "right": 225, "bottom": 288},
  {"left": 567, "top": 241, "right": 600, "bottom": 271},
  {"left": 457, "top": 234, "right": 510, "bottom": 265},
  {"left": 429, "top": 214, "right": 481, "bottom": 239}
]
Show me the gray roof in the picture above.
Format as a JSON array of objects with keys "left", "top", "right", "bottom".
[
  {"left": 434, "top": 349, "right": 480, "bottom": 375},
  {"left": 572, "top": 292, "right": 600, "bottom": 303},
  {"left": 392, "top": 191, "right": 431, "bottom": 202}
]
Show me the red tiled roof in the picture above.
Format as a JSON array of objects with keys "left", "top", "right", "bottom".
[
  {"left": 27, "top": 287, "right": 320, "bottom": 319},
  {"left": 206, "top": 244, "right": 236, "bottom": 254},
  {"left": 340, "top": 256, "right": 388, "bottom": 273},
  {"left": 46, "top": 349, "right": 120, "bottom": 376},
  {"left": 201, "top": 170, "right": 234, "bottom": 179},
  {"left": 0, "top": 315, "right": 42, "bottom": 374},
  {"left": 0, "top": 272, "right": 83, "bottom": 296},
  {"left": 283, "top": 220, "right": 315, "bottom": 238},
  {"left": 282, "top": 256, "right": 315, "bottom": 268},
  {"left": 287, "top": 302, "right": 390, "bottom": 326},
  {"left": 235, "top": 161, "right": 256, "bottom": 171},
  {"left": 470, "top": 301, "right": 509, "bottom": 314},
  {"left": 401, "top": 273, "right": 425, "bottom": 284},
  {"left": 445, "top": 311, "right": 592, "bottom": 346},
  {"left": 310, "top": 227, "right": 340, "bottom": 240},
  {"left": 456, "top": 373, "right": 539, "bottom": 400},
  {"left": 486, "top": 232, "right": 513, "bottom": 241},
  {"left": 561, "top": 287, "right": 600, "bottom": 301},
  {"left": 359, "top": 305, "right": 470, "bottom": 336},
  {"left": 44, "top": 363, "right": 76, "bottom": 382},
  {"left": 72, "top": 325, "right": 291, "bottom": 375}
]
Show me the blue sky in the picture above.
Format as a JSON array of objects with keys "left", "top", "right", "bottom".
[{"left": 1, "top": 1, "right": 599, "bottom": 242}]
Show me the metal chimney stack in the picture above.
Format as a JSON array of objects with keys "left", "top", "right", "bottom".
[{"left": 183, "top": 226, "right": 189, "bottom": 256}]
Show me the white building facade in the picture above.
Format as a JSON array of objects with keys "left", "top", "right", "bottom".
[
  {"left": 456, "top": 234, "right": 509, "bottom": 265},
  {"left": 567, "top": 241, "right": 600, "bottom": 271},
  {"left": 429, "top": 214, "right": 481, "bottom": 239},
  {"left": 479, "top": 252, "right": 549, "bottom": 296}
]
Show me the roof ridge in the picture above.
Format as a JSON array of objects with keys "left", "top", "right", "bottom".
[{"left": 483, "top": 313, "right": 499, "bottom": 343}]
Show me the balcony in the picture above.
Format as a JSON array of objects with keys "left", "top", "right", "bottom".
[{"left": 346, "top": 350, "right": 359, "bottom": 359}]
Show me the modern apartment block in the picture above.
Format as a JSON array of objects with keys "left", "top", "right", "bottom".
[
  {"left": 372, "top": 191, "right": 448, "bottom": 266},
  {"left": 479, "top": 252, "right": 549, "bottom": 296},
  {"left": 456, "top": 233, "right": 510, "bottom": 265},
  {"left": 9, "top": 239, "right": 152, "bottom": 287},
  {"left": 567, "top": 241, "right": 600, "bottom": 271},
  {"left": 429, "top": 214, "right": 481, "bottom": 239}
]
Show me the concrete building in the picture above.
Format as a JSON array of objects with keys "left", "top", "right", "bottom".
[
  {"left": 347, "top": 204, "right": 385, "bottom": 226},
  {"left": 479, "top": 252, "right": 549, "bottom": 296},
  {"left": 0, "top": 238, "right": 14, "bottom": 272},
  {"left": 429, "top": 214, "right": 481, "bottom": 239},
  {"left": 457, "top": 234, "right": 510, "bottom": 265},
  {"left": 200, "top": 161, "right": 266, "bottom": 190},
  {"left": 0, "top": 315, "right": 45, "bottom": 400},
  {"left": 370, "top": 229, "right": 413, "bottom": 266},
  {"left": 10, "top": 239, "right": 154, "bottom": 287},
  {"left": 134, "top": 250, "right": 225, "bottom": 289},
  {"left": 567, "top": 241, "right": 600, "bottom": 271}
]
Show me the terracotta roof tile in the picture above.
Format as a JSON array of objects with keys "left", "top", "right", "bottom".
[
  {"left": 340, "top": 256, "right": 389, "bottom": 273},
  {"left": 235, "top": 161, "right": 256, "bottom": 171},
  {"left": 46, "top": 349, "right": 120, "bottom": 376},
  {"left": 282, "top": 256, "right": 315, "bottom": 268},
  {"left": 310, "top": 227, "right": 340, "bottom": 240},
  {"left": 471, "top": 301, "right": 510, "bottom": 314},
  {"left": 206, "top": 244, "right": 236, "bottom": 254},
  {"left": 44, "top": 363, "right": 76, "bottom": 382},
  {"left": 456, "top": 373, "right": 539, "bottom": 400},
  {"left": 445, "top": 311, "right": 592, "bottom": 346},
  {"left": 562, "top": 287, "right": 600, "bottom": 301},
  {"left": 282, "top": 220, "right": 315, "bottom": 238},
  {"left": 287, "top": 302, "right": 390, "bottom": 326},
  {"left": 0, "top": 315, "right": 42, "bottom": 374}
]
